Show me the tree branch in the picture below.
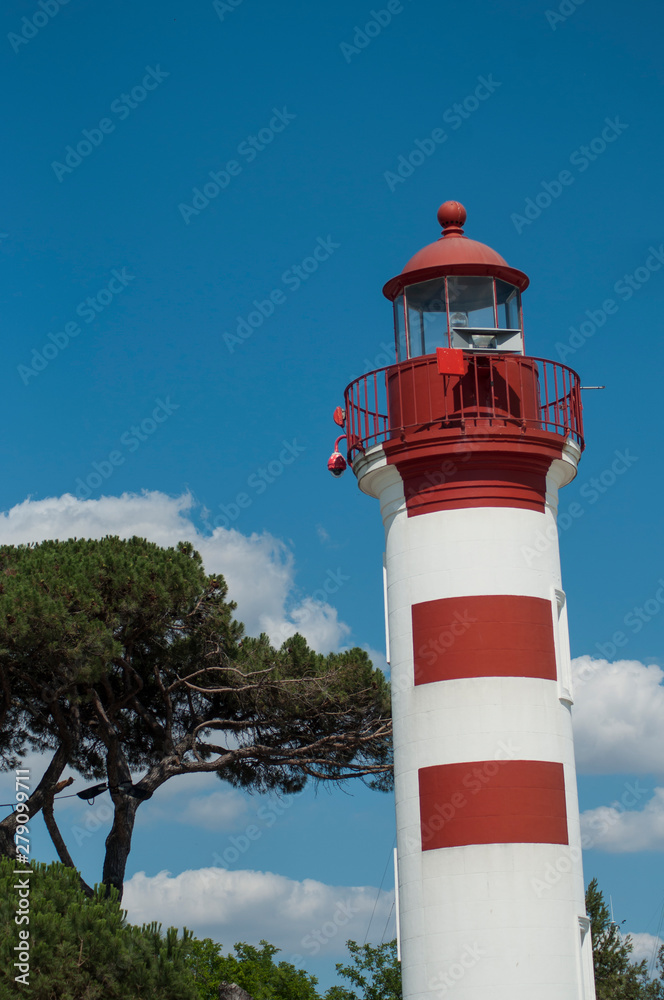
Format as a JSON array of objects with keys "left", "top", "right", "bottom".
[
  {"left": 0, "top": 745, "right": 70, "bottom": 859},
  {"left": 168, "top": 662, "right": 275, "bottom": 693},
  {"left": 42, "top": 790, "right": 94, "bottom": 898}
]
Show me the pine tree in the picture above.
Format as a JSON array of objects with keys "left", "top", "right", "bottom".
[
  {"left": 0, "top": 856, "right": 197, "bottom": 999},
  {"left": 0, "top": 537, "right": 392, "bottom": 897},
  {"left": 586, "top": 878, "right": 664, "bottom": 999}
]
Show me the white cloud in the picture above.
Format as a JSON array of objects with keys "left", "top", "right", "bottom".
[
  {"left": 580, "top": 786, "right": 664, "bottom": 852},
  {"left": 316, "top": 524, "right": 331, "bottom": 545},
  {"left": 0, "top": 491, "right": 350, "bottom": 654},
  {"left": 174, "top": 790, "right": 251, "bottom": 832},
  {"left": 262, "top": 597, "right": 351, "bottom": 653},
  {"left": 125, "top": 771, "right": 257, "bottom": 833},
  {"left": 572, "top": 657, "right": 664, "bottom": 852},
  {"left": 122, "top": 866, "right": 394, "bottom": 957},
  {"left": 627, "top": 932, "right": 663, "bottom": 972},
  {"left": 572, "top": 657, "right": 664, "bottom": 775}
]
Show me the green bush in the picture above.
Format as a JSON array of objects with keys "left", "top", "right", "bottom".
[{"left": 184, "top": 939, "right": 321, "bottom": 1000}]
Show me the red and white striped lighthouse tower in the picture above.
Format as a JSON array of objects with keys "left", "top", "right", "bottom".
[{"left": 334, "top": 202, "right": 596, "bottom": 999}]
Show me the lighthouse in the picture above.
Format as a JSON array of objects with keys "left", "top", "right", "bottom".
[{"left": 332, "top": 202, "right": 596, "bottom": 999}]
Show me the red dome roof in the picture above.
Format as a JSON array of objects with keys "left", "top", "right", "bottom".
[
  {"left": 403, "top": 234, "right": 509, "bottom": 271},
  {"left": 383, "top": 201, "right": 529, "bottom": 300}
]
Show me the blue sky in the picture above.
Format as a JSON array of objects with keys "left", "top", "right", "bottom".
[{"left": 2, "top": 0, "right": 664, "bottom": 986}]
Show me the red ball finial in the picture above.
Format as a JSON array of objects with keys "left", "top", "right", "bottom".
[{"left": 437, "top": 200, "right": 467, "bottom": 238}]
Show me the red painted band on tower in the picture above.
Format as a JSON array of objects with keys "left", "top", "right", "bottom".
[
  {"left": 399, "top": 455, "right": 549, "bottom": 514},
  {"left": 419, "top": 759, "right": 569, "bottom": 849},
  {"left": 412, "top": 594, "right": 557, "bottom": 684}
]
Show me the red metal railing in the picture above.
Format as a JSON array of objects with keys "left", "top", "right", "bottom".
[{"left": 344, "top": 354, "right": 584, "bottom": 458}]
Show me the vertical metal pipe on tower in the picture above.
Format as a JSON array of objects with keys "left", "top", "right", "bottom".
[{"left": 331, "top": 202, "right": 595, "bottom": 999}]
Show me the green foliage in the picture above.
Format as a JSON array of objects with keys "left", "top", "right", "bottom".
[
  {"left": 0, "top": 856, "right": 197, "bottom": 999},
  {"left": 183, "top": 938, "right": 402, "bottom": 1000},
  {"left": 0, "top": 536, "right": 391, "bottom": 787},
  {"left": 0, "top": 536, "right": 243, "bottom": 776},
  {"left": 586, "top": 878, "right": 664, "bottom": 999},
  {"left": 325, "top": 940, "right": 401, "bottom": 1000},
  {"left": 215, "top": 633, "right": 393, "bottom": 795},
  {"left": 184, "top": 939, "right": 321, "bottom": 1000}
]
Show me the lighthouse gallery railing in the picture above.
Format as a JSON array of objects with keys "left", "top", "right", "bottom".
[{"left": 344, "top": 354, "right": 584, "bottom": 458}]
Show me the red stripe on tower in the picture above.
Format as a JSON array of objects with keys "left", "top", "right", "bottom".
[
  {"left": 391, "top": 446, "right": 552, "bottom": 515},
  {"left": 419, "top": 760, "right": 569, "bottom": 849},
  {"left": 412, "top": 594, "right": 557, "bottom": 684}
]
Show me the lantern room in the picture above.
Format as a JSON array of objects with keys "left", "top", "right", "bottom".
[{"left": 383, "top": 201, "right": 530, "bottom": 360}]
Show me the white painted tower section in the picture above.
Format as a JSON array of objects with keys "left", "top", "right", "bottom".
[{"left": 353, "top": 443, "right": 594, "bottom": 1000}]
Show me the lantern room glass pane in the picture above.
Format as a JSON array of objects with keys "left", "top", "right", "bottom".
[
  {"left": 394, "top": 294, "right": 408, "bottom": 361},
  {"left": 496, "top": 280, "right": 521, "bottom": 330},
  {"left": 404, "top": 278, "right": 448, "bottom": 357},
  {"left": 447, "top": 276, "right": 496, "bottom": 329}
]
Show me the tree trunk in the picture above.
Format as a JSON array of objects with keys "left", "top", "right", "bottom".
[
  {"left": 100, "top": 753, "right": 178, "bottom": 899},
  {"left": 102, "top": 791, "right": 140, "bottom": 899}
]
